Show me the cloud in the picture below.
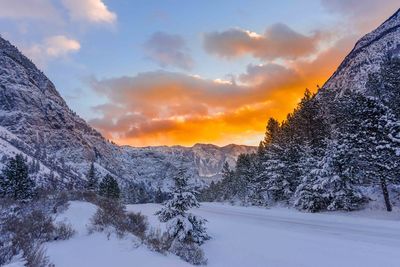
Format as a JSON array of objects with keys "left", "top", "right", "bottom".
[
  {"left": 61, "top": 0, "right": 117, "bottom": 24},
  {"left": 87, "top": 33, "right": 356, "bottom": 147},
  {"left": 203, "top": 23, "right": 324, "bottom": 61},
  {"left": 23, "top": 35, "right": 80, "bottom": 67},
  {"left": 144, "top": 32, "right": 194, "bottom": 70},
  {"left": 0, "top": 0, "right": 60, "bottom": 21},
  {"left": 320, "top": 0, "right": 399, "bottom": 31}
]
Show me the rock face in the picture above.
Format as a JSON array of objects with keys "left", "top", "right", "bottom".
[
  {"left": 0, "top": 36, "right": 256, "bottom": 189},
  {"left": 321, "top": 9, "right": 400, "bottom": 95}
]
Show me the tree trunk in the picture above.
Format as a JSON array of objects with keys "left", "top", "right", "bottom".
[{"left": 380, "top": 177, "right": 392, "bottom": 212}]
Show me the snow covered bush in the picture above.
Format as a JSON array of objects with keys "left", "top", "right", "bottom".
[
  {"left": 125, "top": 212, "right": 148, "bottom": 239},
  {"left": 54, "top": 222, "right": 76, "bottom": 241},
  {"left": 0, "top": 205, "right": 70, "bottom": 266},
  {"left": 24, "top": 244, "right": 52, "bottom": 267},
  {"left": 145, "top": 228, "right": 173, "bottom": 253},
  {"left": 170, "top": 240, "right": 208, "bottom": 265},
  {"left": 89, "top": 198, "right": 149, "bottom": 240},
  {"left": 89, "top": 198, "right": 127, "bottom": 236}
]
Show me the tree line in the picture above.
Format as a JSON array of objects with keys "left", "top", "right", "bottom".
[{"left": 201, "top": 56, "right": 400, "bottom": 212}]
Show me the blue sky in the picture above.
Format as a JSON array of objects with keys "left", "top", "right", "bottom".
[{"left": 0, "top": 0, "right": 398, "bottom": 146}]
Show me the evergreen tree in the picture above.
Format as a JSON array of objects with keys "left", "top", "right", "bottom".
[
  {"left": 155, "top": 187, "right": 165, "bottom": 203},
  {"left": 156, "top": 167, "right": 209, "bottom": 245},
  {"left": 219, "top": 161, "right": 235, "bottom": 200},
  {"left": 295, "top": 140, "right": 366, "bottom": 212},
  {"left": 262, "top": 118, "right": 280, "bottom": 146},
  {"left": 99, "top": 174, "right": 120, "bottom": 199},
  {"left": 333, "top": 90, "right": 399, "bottom": 211},
  {"left": 85, "top": 162, "right": 98, "bottom": 191},
  {"left": 0, "top": 154, "right": 35, "bottom": 200}
]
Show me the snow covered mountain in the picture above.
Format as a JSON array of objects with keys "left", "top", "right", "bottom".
[
  {"left": 0, "top": 36, "right": 256, "bottom": 190},
  {"left": 321, "top": 9, "right": 400, "bottom": 95}
]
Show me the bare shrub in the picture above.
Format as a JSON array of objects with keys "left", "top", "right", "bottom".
[
  {"left": 52, "top": 191, "right": 69, "bottom": 214},
  {"left": 124, "top": 212, "right": 148, "bottom": 239},
  {"left": 82, "top": 191, "right": 98, "bottom": 204},
  {"left": 145, "top": 228, "right": 173, "bottom": 253},
  {"left": 89, "top": 199, "right": 127, "bottom": 235},
  {"left": 1, "top": 206, "right": 74, "bottom": 266},
  {"left": 25, "top": 244, "right": 51, "bottom": 267},
  {"left": 170, "top": 240, "right": 207, "bottom": 265},
  {"left": 4, "top": 210, "right": 55, "bottom": 251},
  {"left": 54, "top": 222, "right": 75, "bottom": 240}
]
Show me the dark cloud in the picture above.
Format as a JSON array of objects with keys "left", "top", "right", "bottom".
[
  {"left": 144, "top": 31, "right": 194, "bottom": 70},
  {"left": 203, "top": 23, "right": 324, "bottom": 61}
]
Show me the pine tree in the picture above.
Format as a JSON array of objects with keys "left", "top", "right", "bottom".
[
  {"left": 219, "top": 161, "right": 235, "bottom": 200},
  {"left": 155, "top": 187, "right": 165, "bottom": 203},
  {"left": 313, "top": 140, "right": 366, "bottom": 211},
  {"left": 85, "top": 162, "right": 98, "bottom": 191},
  {"left": 333, "top": 90, "right": 400, "bottom": 211},
  {"left": 0, "top": 154, "right": 35, "bottom": 200},
  {"left": 156, "top": 167, "right": 209, "bottom": 245},
  {"left": 99, "top": 174, "right": 120, "bottom": 199}
]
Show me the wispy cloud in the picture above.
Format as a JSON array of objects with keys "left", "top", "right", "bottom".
[
  {"left": 320, "top": 0, "right": 399, "bottom": 31},
  {"left": 23, "top": 35, "right": 80, "bottom": 67},
  {"left": 0, "top": 0, "right": 61, "bottom": 21},
  {"left": 61, "top": 0, "right": 117, "bottom": 24},
  {"left": 144, "top": 32, "right": 194, "bottom": 70}
]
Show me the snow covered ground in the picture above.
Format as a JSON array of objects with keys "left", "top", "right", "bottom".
[
  {"left": 7, "top": 201, "right": 399, "bottom": 267},
  {"left": 133, "top": 203, "right": 400, "bottom": 267}
]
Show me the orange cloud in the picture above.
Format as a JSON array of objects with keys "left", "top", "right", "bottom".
[
  {"left": 88, "top": 35, "right": 354, "bottom": 147},
  {"left": 203, "top": 24, "right": 325, "bottom": 60}
]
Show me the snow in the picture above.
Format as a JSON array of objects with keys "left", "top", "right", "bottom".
[
  {"left": 45, "top": 201, "right": 190, "bottom": 267},
  {"left": 39, "top": 201, "right": 400, "bottom": 267},
  {"left": 131, "top": 203, "right": 400, "bottom": 267}
]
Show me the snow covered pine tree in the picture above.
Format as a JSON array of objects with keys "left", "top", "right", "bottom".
[
  {"left": 98, "top": 174, "right": 120, "bottom": 199},
  {"left": 156, "top": 166, "right": 209, "bottom": 264},
  {"left": 0, "top": 154, "right": 35, "bottom": 200},
  {"left": 85, "top": 162, "right": 98, "bottom": 191}
]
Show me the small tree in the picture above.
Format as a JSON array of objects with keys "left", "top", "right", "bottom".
[
  {"left": 156, "top": 167, "right": 209, "bottom": 245},
  {"left": 85, "top": 162, "right": 98, "bottom": 191},
  {"left": 99, "top": 174, "right": 120, "bottom": 199},
  {"left": 0, "top": 154, "right": 35, "bottom": 200}
]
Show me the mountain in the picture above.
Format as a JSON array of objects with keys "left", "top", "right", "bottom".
[
  {"left": 321, "top": 9, "right": 400, "bottom": 95},
  {"left": 0, "top": 36, "right": 256, "bottom": 192}
]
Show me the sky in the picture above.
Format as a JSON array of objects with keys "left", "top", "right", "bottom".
[{"left": 0, "top": 0, "right": 399, "bottom": 147}]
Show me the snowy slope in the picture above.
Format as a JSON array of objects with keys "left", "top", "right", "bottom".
[
  {"left": 10, "top": 201, "right": 397, "bottom": 267},
  {"left": 321, "top": 8, "right": 400, "bottom": 95}
]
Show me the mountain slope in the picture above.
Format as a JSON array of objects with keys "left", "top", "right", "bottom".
[
  {"left": 321, "top": 8, "right": 400, "bottom": 95},
  {"left": 0, "top": 36, "right": 256, "bottom": 191}
]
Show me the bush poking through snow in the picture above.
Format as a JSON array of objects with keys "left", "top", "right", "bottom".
[
  {"left": 144, "top": 228, "right": 173, "bottom": 253},
  {"left": 54, "top": 222, "right": 76, "bottom": 241},
  {"left": 0, "top": 198, "right": 75, "bottom": 266},
  {"left": 89, "top": 199, "right": 127, "bottom": 236},
  {"left": 89, "top": 198, "right": 149, "bottom": 240},
  {"left": 25, "top": 244, "right": 52, "bottom": 267},
  {"left": 53, "top": 191, "right": 70, "bottom": 214},
  {"left": 124, "top": 212, "right": 148, "bottom": 240},
  {"left": 170, "top": 240, "right": 208, "bottom": 265}
]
